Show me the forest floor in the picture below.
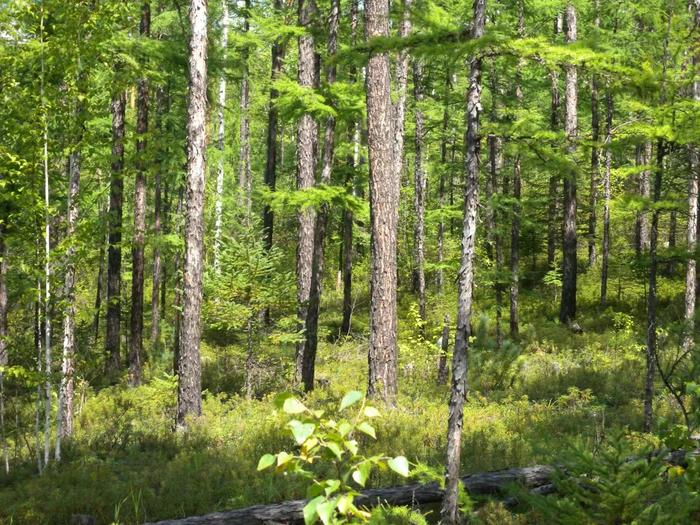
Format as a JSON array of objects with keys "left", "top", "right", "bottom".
[{"left": 0, "top": 270, "right": 683, "bottom": 524}]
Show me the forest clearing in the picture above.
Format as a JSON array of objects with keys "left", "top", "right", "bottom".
[{"left": 1, "top": 0, "right": 700, "bottom": 523}]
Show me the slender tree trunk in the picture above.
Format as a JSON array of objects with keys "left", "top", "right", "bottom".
[
  {"left": 589, "top": 84, "right": 599, "bottom": 267},
  {"left": 105, "top": 92, "right": 125, "bottom": 380},
  {"left": 559, "top": 3, "right": 578, "bottom": 325},
  {"left": 547, "top": 14, "right": 563, "bottom": 269},
  {"left": 35, "top": 277, "right": 43, "bottom": 474},
  {"left": 393, "top": 0, "right": 412, "bottom": 184},
  {"left": 667, "top": 210, "right": 677, "bottom": 274},
  {"left": 213, "top": 0, "right": 229, "bottom": 273},
  {"left": 294, "top": 0, "right": 319, "bottom": 385},
  {"left": 56, "top": 145, "right": 81, "bottom": 460},
  {"left": 437, "top": 314, "right": 449, "bottom": 385},
  {"left": 0, "top": 226, "right": 8, "bottom": 473},
  {"left": 635, "top": 142, "right": 652, "bottom": 256},
  {"left": 93, "top": 215, "right": 106, "bottom": 345},
  {"left": 303, "top": 0, "right": 339, "bottom": 391},
  {"left": 645, "top": 140, "right": 665, "bottom": 433},
  {"left": 177, "top": 0, "right": 208, "bottom": 428},
  {"left": 441, "top": 1, "right": 485, "bottom": 522},
  {"left": 437, "top": 69, "right": 452, "bottom": 295},
  {"left": 238, "top": 0, "right": 252, "bottom": 217},
  {"left": 172, "top": 187, "right": 184, "bottom": 375},
  {"left": 412, "top": 58, "right": 426, "bottom": 321},
  {"left": 600, "top": 91, "right": 613, "bottom": 305},
  {"left": 366, "top": 0, "right": 399, "bottom": 404},
  {"left": 151, "top": 90, "right": 166, "bottom": 354},
  {"left": 263, "top": 0, "right": 284, "bottom": 254},
  {"left": 129, "top": 1, "right": 150, "bottom": 387}
]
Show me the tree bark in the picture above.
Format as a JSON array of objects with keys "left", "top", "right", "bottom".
[
  {"left": 588, "top": 1, "right": 600, "bottom": 267},
  {"left": 56, "top": 148, "right": 81, "bottom": 459},
  {"left": 0, "top": 225, "right": 8, "bottom": 473},
  {"left": 238, "top": 0, "right": 252, "bottom": 217},
  {"left": 129, "top": 1, "right": 151, "bottom": 387},
  {"left": 105, "top": 92, "right": 126, "bottom": 380},
  {"left": 559, "top": 3, "right": 578, "bottom": 325},
  {"left": 547, "top": 14, "right": 563, "bottom": 270},
  {"left": 600, "top": 92, "right": 613, "bottom": 306},
  {"left": 366, "top": 0, "right": 399, "bottom": 404},
  {"left": 412, "top": 58, "right": 426, "bottom": 321},
  {"left": 294, "top": 0, "right": 319, "bottom": 385},
  {"left": 393, "top": 0, "right": 412, "bottom": 184},
  {"left": 151, "top": 89, "right": 166, "bottom": 355},
  {"left": 441, "top": 1, "right": 485, "bottom": 522},
  {"left": 213, "top": 0, "right": 229, "bottom": 273},
  {"left": 635, "top": 142, "right": 652, "bottom": 257},
  {"left": 437, "top": 69, "right": 452, "bottom": 295},
  {"left": 303, "top": 0, "right": 339, "bottom": 391},
  {"left": 177, "top": 0, "right": 208, "bottom": 428},
  {"left": 437, "top": 314, "right": 450, "bottom": 385}
]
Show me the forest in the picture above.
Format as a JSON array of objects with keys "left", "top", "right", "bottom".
[{"left": 1, "top": 0, "right": 700, "bottom": 523}]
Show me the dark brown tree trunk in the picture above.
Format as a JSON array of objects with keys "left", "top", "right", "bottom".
[
  {"left": 129, "top": 1, "right": 150, "bottom": 387},
  {"left": 263, "top": 0, "right": 284, "bottom": 253},
  {"left": 105, "top": 92, "right": 126, "bottom": 380},
  {"left": 412, "top": 58, "right": 426, "bottom": 321},
  {"left": 303, "top": 0, "right": 339, "bottom": 391},
  {"left": 559, "top": 3, "right": 578, "bottom": 325},
  {"left": 600, "top": 91, "right": 613, "bottom": 305},
  {"left": 441, "top": 1, "right": 485, "bottom": 522},
  {"left": 547, "top": 14, "right": 563, "bottom": 270},
  {"left": 366, "top": 0, "right": 399, "bottom": 405},
  {"left": 294, "top": 0, "right": 319, "bottom": 385},
  {"left": 177, "top": 0, "right": 208, "bottom": 428},
  {"left": 645, "top": 140, "right": 665, "bottom": 433}
]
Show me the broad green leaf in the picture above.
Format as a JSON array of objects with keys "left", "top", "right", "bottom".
[
  {"left": 317, "top": 498, "right": 336, "bottom": 525},
  {"left": 339, "top": 391, "right": 363, "bottom": 411},
  {"left": 277, "top": 451, "right": 293, "bottom": 467},
  {"left": 388, "top": 456, "right": 410, "bottom": 477},
  {"left": 338, "top": 421, "right": 353, "bottom": 437},
  {"left": 352, "top": 461, "right": 372, "bottom": 487},
  {"left": 289, "top": 420, "right": 316, "bottom": 445},
  {"left": 283, "top": 397, "right": 308, "bottom": 414},
  {"left": 357, "top": 422, "right": 376, "bottom": 439},
  {"left": 344, "top": 439, "right": 359, "bottom": 456},
  {"left": 326, "top": 441, "right": 343, "bottom": 460},
  {"left": 363, "top": 406, "right": 380, "bottom": 418},
  {"left": 303, "top": 495, "right": 324, "bottom": 525},
  {"left": 257, "top": 454, "right": 275, "bottom": 471},
  {"left": 325, "top": 479, "right": 341, "bottom": 497}
]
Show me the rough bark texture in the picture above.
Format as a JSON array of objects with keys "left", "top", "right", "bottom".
[
  {"left": 213, "top": 0, "right": 229, "bottom": 273},
  {"left": 0, "top": 226, "right": 8, "bottom": 473},
  {"left": 547, "top": 14, "right": 563, "bottom": 270},
  {"left": 57, "top": 149, "right": 81, "bottom": 452},
  {"left": 177, "top": 0, "right": 208, "bottom": 428},
  {"left": 263, "top": 0, "right": 284, "bottom": 253},
  {"left": 303, "top": 0, "right": 339, "bottom": 391},
  {"left": 437, "top": 314, "right": 450, "bottom": 385},
  {"left": 441, "top": 1, "right": 485, "bottom": 522},
  {"left": 145, "top": 463, "right": 556, "bottom": 525},
  {"left": 129, "top": 1, "right": 150, "bottom": 387},
  {"left": 105, "top": 92, "right": 125, "bottom": 379},
  {"left": 600, "top": 92, "right": 613, "bottom": 305},
  {"left": 393, "top": 0, "right": 412, "bottom": 184},
  {"left": 412, "top": 58, "right": 427, "bottom": 321},
  {"left": 645, "top": 140, "right": 665, "bottom": 433},
  {"left": 559, "top": 3, "right": 578, "bottom": 325},
  {"left": 238, "top": 0, "right": 252, "bottom": 217},
  {"left": 294, "top": 0, "right": 318, "bottom": 385},
  {"left": 635, "top": 142, "right": 652, "bottom": 257},
  {"left": 588, "top": 2, "right": 600, "bottom": 267},
  {"left": 366, "top": 0, "right": 399, "bottom": 404},
  {"left": 511, "top": 6, "right": 524, "bottom": 337}
]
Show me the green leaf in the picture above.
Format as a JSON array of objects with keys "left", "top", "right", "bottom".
[
  {"left": 339, "top": 391, "right": 363, "bottom": 411},
  {"left": 363, "top": 406, "right": 380, "bottom": 418},
  {"left": 388, "top": 456, "right": 410, "bottom": 477},
  {"left": 257, "top": 454, "right": 275, "bottom": 471},
  {"left": 326, "top": 441, "right": 343, "bottom": 460},
  {"left": 317, "top": 498, "right": 336, "bottom": 525},
  {"left": 303, "top": 495, "right": 324, "bottom": 525},
  {"left": 277, "top": 451, "right": 293, "bottom": 467},
  {"left": 344, "top": 439, "right": 359, "bottom": 456},
  {"left": 338, "top": 421, "right": 353, "bottom": 437},
  {"left": 324, "top": 479, "right": 341, "bottom": 497},
  {"left": 283, "top": 397, "right": 308, "bottom": 414},
  {"left": 289, "top": 420, "right": 316, "bottom": 445},
  {"left": 352, "top": 461, "right": 372, "bottom": 487},
  {"left": 357, "top": 422, "right": 376, "bottom": 439}
]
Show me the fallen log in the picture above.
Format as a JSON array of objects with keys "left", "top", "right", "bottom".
[
  {"left": 145, "top": 464, "right": 554, "bottom": 525},
  {"left": 144, "top": 448, "right": 700, "bottom": 525}
]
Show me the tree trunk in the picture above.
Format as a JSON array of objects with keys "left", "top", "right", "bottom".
[
  {"left": 93, "top": 221, "right": 106, "bottom": 345},
  {"left": 0, "top": 225, "right": 8, "bottom": 473},
  {"left": 589, "top": 80, "right": 599, "bottom": 267},
  {"left": 667, "top": 209, "right": 677, "bottom": 274},
  {"left": 294, "top": 0, "right": 319, "bottom": 385},
  {"left": 129, "top": 1, "right": 150, "bottom": 387},
  {"left": 56, "top": 147, "right": 81, "bottom": 459},
  {"left": 105, "top": 92, "right": 125, "bottom": 380},
  {"left": 151, "top": 89, "right": 166, "bottom": 354},
  {"left": 510, "top": 3, "right": 524, "bottom": 338},
  {"left": 303, "top": 0, "right": 339, "bottom": 391},
  {"left": 600, "top": 91, "right": 613, "bottom": 305},
  {"left": 547, "top": 14, "right": 563, "bottom": 270},
  {"left": 213, "top": 0, "right": 229, "bottom": 273},
  {"left": 238, "top": 0, "right": 252, "bottom": 217},
  {"left": 635, "top": 142, "right": 652, "bottom": 257},
  {"left": 177, "top": 0, "right": 208, "bottom": 428},
  {"left": 393, "top": 0, "right": 412, "bottom": 184},
  {"left": 412, "top": 58, "right": 426, "bottom": 321},
  {"left": 437, "top": 314, "right": 450, "bottom": 385},
  {"left": 437, "top": 69, "right": 452, "bottom": 295},
  {"left": 559, "top": 3, "right": 578, "bottom": 325},
  {"left": 366, "top": 0, "right": 399, "bottom": 405},
  {"left": 441, "top": 1, "right": 485, "bottom": 522},
  {"left": 645, "top": 140, "right": 665, "bottom": 433}
]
